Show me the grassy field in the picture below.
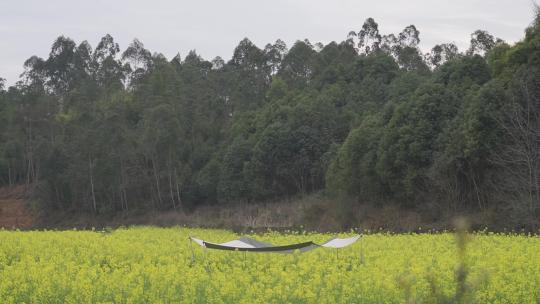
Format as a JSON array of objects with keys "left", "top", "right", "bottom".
[{"left": 0, "top": 227, "right": 539, "bottom": 303}]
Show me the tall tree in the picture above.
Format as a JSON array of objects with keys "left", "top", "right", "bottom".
[{"left": 357, "top": 18, "right": 382, "bottom": 54}]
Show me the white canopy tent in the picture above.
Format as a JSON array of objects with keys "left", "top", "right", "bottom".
[{"left": 189, "top": 235, "right": 361, "bottom": 254}]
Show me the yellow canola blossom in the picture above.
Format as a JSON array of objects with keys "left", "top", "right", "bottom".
[{"left": 0, "top": 228, "right": 539, "bottom": 303}]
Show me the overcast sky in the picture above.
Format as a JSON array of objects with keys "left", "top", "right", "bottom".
[{"left": 0, "top": 0, "right": 536, "bottom": 86}]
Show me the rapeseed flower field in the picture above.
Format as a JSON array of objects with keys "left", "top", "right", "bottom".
[{"left": 0, "top": 227, "right": 539, "bottom": 303}]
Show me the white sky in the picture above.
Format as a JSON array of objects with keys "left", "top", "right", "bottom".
[{"left": 0, "top": 0, "right": 536, "bottom": 86}]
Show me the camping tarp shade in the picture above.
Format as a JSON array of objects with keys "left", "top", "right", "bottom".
[
  {"left": 189, "top": 236, "right": 318, "bottom": 253},
  {"left": 320, "top": 235, "right": 361, "bottom": 248},
  {"left": 189, "top": 235, "right": 360, "bottom": 253}
]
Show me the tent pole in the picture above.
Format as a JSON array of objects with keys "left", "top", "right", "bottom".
[
  {"left": 189, "top": 237, "right": 196, "bottom": 264},
  {"left": 360, "top": 235, "right": 365, "bottom": 265},
  {"left": 203, "top": 246, "right": 210, "bottom": 272}
]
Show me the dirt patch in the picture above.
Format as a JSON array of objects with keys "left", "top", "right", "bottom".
[
  {"left": 0, "top": 184, "right": 27, "bottom": 200},
  {"left": 0, "top": 185, "right": 37, "bottom": 229}
]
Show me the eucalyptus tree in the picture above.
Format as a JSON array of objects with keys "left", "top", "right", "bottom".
[
  {"left": 467, "top": 30, "right": 502, "bottom": 56},
  {"left": 428, "top": 43, "right": 459, "bottom": 68},
  {"left": 357, "top": 18, "right": 382, "bottom": 54},
  {"left": 0, "top": 13, "right": 538, "bottom": 229},
  {"left": 264, "top": 39, "right": 288, "bottom": 75},
  {"left": 122, "top": 39, "right": 153, "bottom": 86},
  {"left": 277, "top": 40, "right": 316, "bottom": 89},
  {"left": 228, "top": 38, "right": 272, "bottom": 112},
  {"left": 92, "top": 34, "right": 126, "bottom": 91}
]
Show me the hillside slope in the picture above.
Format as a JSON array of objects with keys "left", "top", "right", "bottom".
[{"left": 0, "top": 186, "right": 36, "bottom": 229}]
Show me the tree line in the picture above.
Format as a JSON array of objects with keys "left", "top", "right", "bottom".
[{"left": 0, "top": 14, "right": 539, "bottom": 226}]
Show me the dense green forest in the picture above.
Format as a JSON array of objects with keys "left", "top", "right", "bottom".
[{"left": 0, "top": 14, "right": 539, "bottom": 227}]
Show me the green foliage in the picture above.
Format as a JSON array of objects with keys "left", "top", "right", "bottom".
[
  {"left": 218, "top": 137, "right": 253, "bottom": 202},
  {"left": 376, "top": 84, "right": 459, "bottom": 199},
  {"left": 326, "top": 117, "right": 383, "bottom": 199},
  {"left": 0, "top": 14, "right": 539, "bottom": 222}
]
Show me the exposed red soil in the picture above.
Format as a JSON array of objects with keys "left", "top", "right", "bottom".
[{"left": 0, "top": 185, "right": 37, "bottom": 229}]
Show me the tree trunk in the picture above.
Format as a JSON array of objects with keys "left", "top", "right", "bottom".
[
  {"left": 174, "top": 167, "right": 183, "bottom": 211},
  {"left": 167, "top": 153, "right": 176, "bottom": 209},
  {"left": 54, "top": 183, "right": 61, "bottom": 210},
  {"left": 26, "top": 116, "right": 34, "bottom": 188},
  {"left": 471, "top": 172, "right": 483, "bottom": 210},
  {"left": 34, "top": 158, "right": 39, "bottom": 184},
  {"left": 169, "top": 168, "right": 176, "bottom": 209},
  {"left": 120, "top": 159, "right": 128, "bottom": 211},
  {"left": 492, "top": 75, "right": 540, "bottom": 221},
  {"left": 151, "top": 157, "right": 163, "bottom": 208},
  {"left": 8, "top": 163, "right": 12, "bottom": 186},
  {"left": 89, "top": 155, "right": 97, "bottom": 213}
]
